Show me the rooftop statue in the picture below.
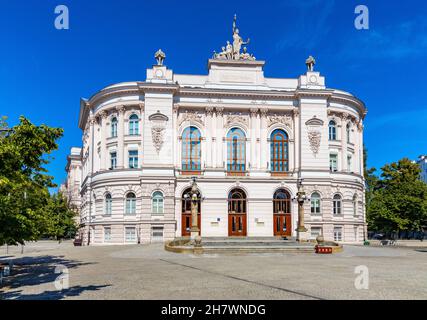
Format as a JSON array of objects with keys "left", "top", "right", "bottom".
[
  {"left": 305, "top": 55, "right": 316, "bottom": 72},
  {"left": 213, "top": 15, "right": 255, "bottom": 61}
]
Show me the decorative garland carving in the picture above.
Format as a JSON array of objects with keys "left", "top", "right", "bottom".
[
  {"left": 178, "top": 111, "right": 203, "bottom": 127},
  {"left": 267, "top": 113, "right": 293, "bottom": 128},
  {"left": 226, "top": 113, "right": 249, "bottom": 127},
  {"left": 308, "top": 131, "right": 321, "bottom": 156}
]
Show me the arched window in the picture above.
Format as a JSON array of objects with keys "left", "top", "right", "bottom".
[
  {"left": 270, "top": 129, "right": 289, "bottom": 172},
  {"left": 328, "top": 120, "right": 337, "bottom": 141},
  {"left": 333, "top": 194, "right": 342, "bottom": 215},
  {"left": 228, "top": 188, "right": 247, "bottom": 213},
  {"left": 111, "top": 117, "right": 118, "bottom": 137},
  {"left": 273, "top": 189, "right": 291, "bottom": 214},
  {"left": 105, "top": 193, "right": 112, "bottom": 215},
  {"left": 181, "top": 127, "right": 201, "bottom": 172},
  {"left": 353, "top": 194, "right": 358, "bottom": 216},
  {"left": 311, "top": 192, "right": 321, "bottom": 214},
  {"left": 346, "top": 123, "right": 351, "bottom": 143},
  {"left": 152, "top": 191, "right": 164, "bottom": 214},
  {"left": 125, "top": 192, "right": 136, "bottom": 214},
  {"left": 181, "top": 188, "right": 201, "bottom": 213},
  {"left": 129, "top": 114, "right": 139, "bottom": 135},
  {"left": 227, "top": 128, "right": 246, "bottom": 174}
]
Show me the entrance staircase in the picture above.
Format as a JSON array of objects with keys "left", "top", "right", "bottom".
[{"left": 165, "top": 237, "right": 316, "bottom": 254}]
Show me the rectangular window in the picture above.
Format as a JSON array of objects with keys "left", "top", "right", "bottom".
[
  {"left": 334, "top": 227, "right": 343, "bottom": 242},
  {"left": 347, "top": 155, "right": 352, "bottom": 172},
  {"left": 110, "top": 152, "right": 117, "bottom": 169},
  {"left": 311, "top": 198, "right": 321, "bottom": 214},
  {"left": 311, "top": 227, "right": 322, "bottom": 239},
  {"left": 330, "top": 154, "right": 338, "bottom": 172},
  {"left": 104, "top": 227, "right": 111, "bottom": 242},
  {"left": 128, "top": 150, "right": 138, "bottom": 169},
  {"left": 151, "top": 226, "right": 164, "bottom": 242},
  {"left": 125, "top": 227, "right": 136, "bottom": 242},
  {"left": 126, "top": 199, "right": 136, "bottom": 214}
]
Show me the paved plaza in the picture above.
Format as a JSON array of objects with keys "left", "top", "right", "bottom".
[{"left": 1, "top": 241, "right": 426, "bottom": 300}]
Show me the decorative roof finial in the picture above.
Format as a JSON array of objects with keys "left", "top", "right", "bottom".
[
  {"left": 155, "top": 49, "right": 166, "bottom": 66},
  {"left": 305, "top": 55, "right": 316, "bottom": 72}
]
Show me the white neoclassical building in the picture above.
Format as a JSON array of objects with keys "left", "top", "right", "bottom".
[{"left": 66, "top": 19, "right": 367, "bottom": 245}]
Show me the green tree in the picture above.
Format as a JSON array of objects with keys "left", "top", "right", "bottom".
[
  {"left": 367, "top": 158, "right": 427, "bottom": 233},
  {"left": 0, "top": 116, "right": 63, "bottom": 245},
  {"left": 363, "top": 145, "right": 379, "bottom": 211},
  {"left": 44, "top": 192, "right": 77, "bottom": 240}
]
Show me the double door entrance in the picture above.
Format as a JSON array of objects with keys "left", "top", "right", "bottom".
[
  {"left": 273, "top": 213, "right": 292, "bottom": 237},
  {"left": 181, "top": 212, "right": 201, "bottom": 237}
]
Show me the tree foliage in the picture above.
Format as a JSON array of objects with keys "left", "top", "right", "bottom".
[
  {"left": 367, "top": 158, "right": 427, "bottom": 232},
  {"left": 0, "top": 116, "right": 76, "bottom": 245}
]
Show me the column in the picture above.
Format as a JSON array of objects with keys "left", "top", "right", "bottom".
[
  {"left": 340, "top": 114, "right": 347, "bottom": 172},
  {"left": 205, "top": 107, "right": 213, "bottom": 168},
  {"left": 250, "top": 108, "right": 258, "bottom": 170},
  {"left": 172, "top": 105, "right": 178, "bottom": 169},
  {"left": 140, "top": 103, "right": 145, "bottom": 167},
  {"left": 212, "top": 109, "right": 217, "bottom": 168},
  {"left": 117, "top": 105, "right": 126, "bottom": 169},
  {"left": 260, "top": 108, "right": 268, "bottom": 170},
  {"left": 256, "top": 111, "right": 261, "bottom": 169},
  {"left": 293, "top": 108, "right": 300, "bottom": 172},
  {"left": 359, "top": 122, "right": 364, "bottom": 176},
  {"left": 100, "top": 111, "right": 108, "bottom": 170},
  {"left": 216, "top": 107, "right": 224, "bottom": 169}
]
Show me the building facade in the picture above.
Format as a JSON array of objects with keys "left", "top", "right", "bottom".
[
  {"left": 61, "top": 147, "right": 82, "bottom": 214},
  {"left": 67, "top": 20, "right": 367, "bottom": 245},
  {"left": 417, "top": 155, "right": 427, "bottom": 184}
]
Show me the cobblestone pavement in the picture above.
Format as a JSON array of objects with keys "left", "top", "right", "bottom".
[{"left": 1, "top": 241, "right": 426, "bottom": 300}]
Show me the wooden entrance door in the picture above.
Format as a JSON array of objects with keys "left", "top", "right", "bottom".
[
  {"left": 228, "top": 214, "right": 247, "bottom": 236},
  {"left": 273, "top": 213, "right": 291, "bottom": 236},
  {"left": 181, "top": 213, "right": 201, "bottom": 237},
  {"left": 228, "top": 188, "right": 247, "bottom": 237},
  {"left": 273, "top": 189, "right": 292, "bottom": 237}
]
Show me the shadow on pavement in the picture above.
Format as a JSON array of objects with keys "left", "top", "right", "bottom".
[{"left": 0, "top": 255, "right": 109, "bottom": 300}]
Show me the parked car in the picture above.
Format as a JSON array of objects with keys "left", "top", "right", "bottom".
[{"left": 73, "top": 238, "right": 83, "bottom": 246}]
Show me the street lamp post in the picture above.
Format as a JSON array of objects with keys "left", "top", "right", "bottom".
[
  {"left": 189, "top": 177, "right": 202, "bottom": 246},
  {"left": 296, "top": 178, "right": 309, "bottom": 242}
]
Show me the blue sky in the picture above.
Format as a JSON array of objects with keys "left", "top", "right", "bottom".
[{"left": 1, "top": 0, "right": 426, "bottom": 188}]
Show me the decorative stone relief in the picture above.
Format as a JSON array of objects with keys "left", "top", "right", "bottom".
[
  {"left": 308, "top": 131, "right": 321, "bottom": 155},
  {"left": 305, "top": 116, "right": 324, "bottom": 157},
  {"left": 267, "top": 113, "right": 293, "bottom": 128},
  {"left": 226, "top": 113, "right": 249, "bottom": 127},
  {"left": 178, "top": 111, "right": 204, "bottom": 127},
  {"left": 149, "top": 111, "right": 169, "bottom": 154}
]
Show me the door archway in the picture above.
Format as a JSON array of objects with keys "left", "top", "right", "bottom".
[
  {"left": 228, "top": 188, "right": 247, "bottom": 236},
  {"left": 273, "top": 189, "right": 292, "bottom": 237},
  {"left": 181, "top": 187, "right": 201, "bottom": 236}
]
